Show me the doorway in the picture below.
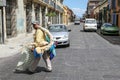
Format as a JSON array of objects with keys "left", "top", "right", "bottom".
[{"left": 6, "top": 0, "right": 17, "bottom": 38}]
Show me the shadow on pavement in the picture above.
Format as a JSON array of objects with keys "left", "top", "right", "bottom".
[
  {"left": 13, "top": 66, "right": 47, "bottom": 75},
  {"left": 96, "top": 29, "right": 120, "bottom": 45}
]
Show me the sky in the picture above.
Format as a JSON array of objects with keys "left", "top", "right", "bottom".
[{"left": 63, "top": 0, "right": 88, "bottom": 17}]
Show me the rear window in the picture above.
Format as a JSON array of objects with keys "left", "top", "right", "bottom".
[
  {"left": 74, "top": 18, "right": 80, "bottom": 21},
  {"left": 85, "top": 20, "right": 96, "bottom": 24},
  {"left": 48, "top": 25, "right": 67, "bottom": 32},
  {"left": 104, "top": 23, "right": 112, "bottom": 27}
]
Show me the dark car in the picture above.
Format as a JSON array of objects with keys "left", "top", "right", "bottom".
[{"left": 100, "top": 23, "right": 119, "bottom": 35}]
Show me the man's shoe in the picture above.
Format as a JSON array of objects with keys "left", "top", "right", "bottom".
[
  {"left": 45, "top": 68, "right": 52, "bottom": 72},
  {"left": 13, "top": 69, "right": 24, "bottom": 73}
]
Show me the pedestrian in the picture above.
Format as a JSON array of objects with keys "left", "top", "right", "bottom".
[
  {"left": 47, "top": 20, "right": 51, "bottom": 26},
  {"left": 28, "top": 21, "right": 54, "bottom": 73},
  {"left": 14, "top": 21, "right": 54, "bottom": 74}
]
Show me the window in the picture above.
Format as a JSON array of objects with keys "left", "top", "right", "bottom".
[
  {"left": 112, "top": 0, "right": 116, "bottom": 9},
  {"left": 118, "top": 0, "right": 120, "bottom": 6}
]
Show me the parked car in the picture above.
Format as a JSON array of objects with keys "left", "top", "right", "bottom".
[
  {"left": 74, "top": 18, "right": 80, "bottom": 25},
  {"left": 48, "top": 24, "right": 71, "bottom": 47},
  {"left": 100, "top": 23, "right": 119, "bottom": 35},
  {"left": 83, "top": 18, "right": 97, "bottom": 31}
]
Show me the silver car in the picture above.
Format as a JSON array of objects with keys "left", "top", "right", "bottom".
[{"left": 48, "top": 24, "right": 71, "bottom": 47}]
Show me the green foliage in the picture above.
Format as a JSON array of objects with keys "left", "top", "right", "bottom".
[{"left": 46, "top": 12, "right": 56, "bottom": 17}]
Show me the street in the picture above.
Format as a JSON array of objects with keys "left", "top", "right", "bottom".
[{"left": 0, "top": 23, "right": 120, "bottom": 80}]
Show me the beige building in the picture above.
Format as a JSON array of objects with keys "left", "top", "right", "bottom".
[
  {"left": 87, "top": 0, "right": 102, "bottom": 18},
  {"left": 93, "top": 0, "right": 108, "bottom": 23},
  {"left": 63, "top": 6, "right": 72, "bottom": 25},
  {"left": 0, "top": 0, "right": 64, "bottom": 44}
]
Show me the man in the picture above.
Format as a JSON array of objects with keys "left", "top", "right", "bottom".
[
  {"left": 29, "top": 21, "right": 54, "bottom": 72},
  {"left": 47, "top": 21, "right": 51, "bottom": 26}
]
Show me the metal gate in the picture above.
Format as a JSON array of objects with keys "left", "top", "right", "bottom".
[{"left": 6, "top": 0, "right": 17, "bottom": 37}]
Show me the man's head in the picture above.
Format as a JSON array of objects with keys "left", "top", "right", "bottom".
[{"left": 32, "top": 21, "right": 39, "bottom": 29}]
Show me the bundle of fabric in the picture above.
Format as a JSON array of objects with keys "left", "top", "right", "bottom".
[{"left": 15, "top": 45, "right": 34, "bottom": 71}]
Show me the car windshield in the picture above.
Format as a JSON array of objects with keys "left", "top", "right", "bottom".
[
  {"left": 85, "top": 20, "right": 96, "bottom": 24},
  {"left": 48, "top": 25, "right": 68, "bottom": 32},
  {"left": 104, "top": 23, "right": 113, "bottom": 27}
]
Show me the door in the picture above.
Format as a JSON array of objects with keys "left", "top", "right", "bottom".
[{"left": 6, "top": 0, "right": 17, "bottom": 37}]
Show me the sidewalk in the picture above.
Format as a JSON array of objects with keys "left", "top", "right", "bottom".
[{"left": 0, "top": 32, "right": 34, "bottom": 58}]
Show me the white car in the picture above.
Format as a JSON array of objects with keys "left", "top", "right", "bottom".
[
  {"left": 48, "top": 24, "right": 71, "bottom": 47},
  {"left": 74, "top": 18, "right": 80, "bottom": 25},
  {"left": 83, "top": 18, "right": 97, "bottom": 31}
]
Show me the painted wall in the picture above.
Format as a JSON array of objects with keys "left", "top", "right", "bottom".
[{"left": 16, "top": 0, "right": 26, "bottom": 33}]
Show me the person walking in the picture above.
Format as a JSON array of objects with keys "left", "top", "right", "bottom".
[
  {"left": 14, "top": 21, "right": 54, "bottom": 74},
  {"left": 47, "top": 20, "right": 51, "bottom": 26},
  {"left": 28, "top": 21, "right": 54, "bottom": 73}
]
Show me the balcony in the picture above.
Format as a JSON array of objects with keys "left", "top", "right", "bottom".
[
  {"left": 56, "top": 5, "right": 63, "bottom": 12},
  {"left": 43, "top": 0, "right": 49, "bottom": 4},
  {"left": 50, "top": 1, "right": 55, "bottom": 8}
]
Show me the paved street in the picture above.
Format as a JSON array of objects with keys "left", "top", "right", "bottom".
[{"left": 0, "top": 23, "right": 120, "bottom": 80}]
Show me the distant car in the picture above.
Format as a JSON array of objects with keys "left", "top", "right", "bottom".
[
  {"left": 100, "top": 23, "right": 119, "bottom": 35},
  {"left": 48, "top": 24, "right": 71, "bottom": 47},
  {"left": 74, "top": 18, "right": 80, "bottom": 25},
  {"left": 83, "top": 18, "right": 97, "bottom": 31}
]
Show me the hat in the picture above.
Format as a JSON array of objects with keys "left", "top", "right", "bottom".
[{"left": 32, "top": 21, "right": 39, "bottom": 25}]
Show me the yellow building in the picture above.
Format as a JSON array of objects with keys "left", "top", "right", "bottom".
[
  {"left": 63, "top": 6, "right": 71, "bottom": 25},
  {"left": 93, "top": 0, "right": 108, "bottom": 23}
]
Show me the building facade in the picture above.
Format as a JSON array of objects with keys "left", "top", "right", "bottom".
[
  {"left": 93, "top": 0, "right": 120, "bottom": 29},
  {"left": 0, "top": 0, "right": 64, "bottom": 44},
  {"left": 87, "top": 0, "right": 103, "bottom": 18},
  {"left": 110, "top": 0, "right": 120, "bottom": 28},
  {"left": 93, "top": 0, "right": 108, "bottom": 24}
]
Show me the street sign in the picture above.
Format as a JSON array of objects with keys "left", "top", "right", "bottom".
[{"left": 0, "top": 0, "right": 6, "bottom": 6}]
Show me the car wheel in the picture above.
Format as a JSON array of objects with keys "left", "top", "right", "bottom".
[
  {"left": 66, "top": 43, "right": 70, "bottom": 47},
  {"left": 84, "top": 29, "right": 86, "bottom": 32}
]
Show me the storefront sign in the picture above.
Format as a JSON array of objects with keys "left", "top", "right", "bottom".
[{"left": 0, "top": 0, "right": 6, "bottom": 6}]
